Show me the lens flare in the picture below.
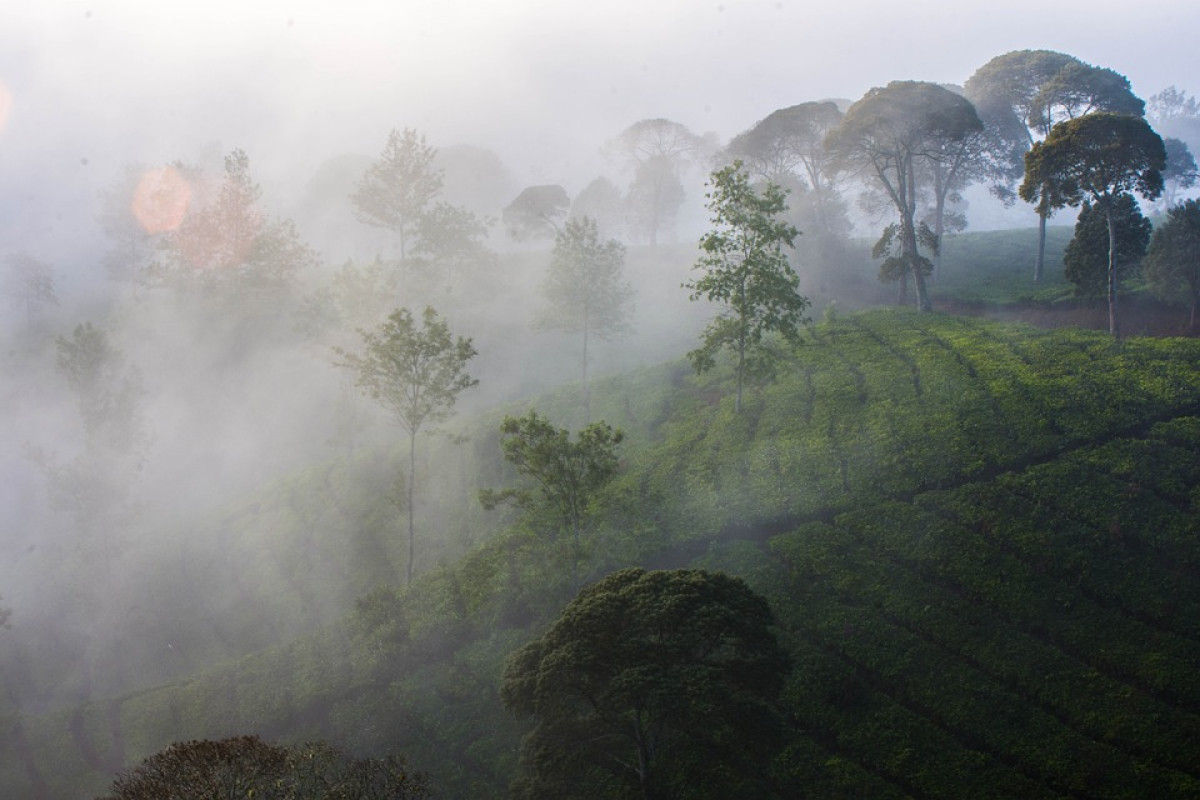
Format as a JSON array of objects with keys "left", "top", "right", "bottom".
[
  {"left": 131, "top": 165, "right": 191, "bottom": 234},
  {"left": 0, "top": 81, "right": 13, "bottom": 132}
]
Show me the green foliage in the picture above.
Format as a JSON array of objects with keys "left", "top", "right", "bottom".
[
  {"left": 1021, "top": 113, "right": 1166, "bottom": 216},
  {"left": 337, "top": 306, "right": 478, "bottom": 582},
  {"left": 1021, "top": 112, "right": 1167, "bottom": 333},
  {"left": 1143, "top": 199, "right": 1200, "bottom": 325},
  {"left": 501, "top": 568, "right": 791, "bottom": 800},
  {"left": 350, "top": 128, "right": 444, "bottom": 261},
  {"left": 536, "top": 216, "right": 634, "bottom": 416},
  {"left": 480, "top": 410, "right": 624, "bottom": 587},
  {"left": 828, "top": 80, "right": 983, "bottom": 310},
  {"left": 336, "top": 306, "right": 478, "bottom": 441},
  {"left": 95, "top": 735, "right": 430, "bottom": 799},
  {"left": 685, "top": 162, "right": 808, "bottom": 411},
  {"left": 1063, "top": 194, "right": 1151, "bottom": 298},
  {"left": 14, "top": 311, "right": 1200, "bottom": 800}
]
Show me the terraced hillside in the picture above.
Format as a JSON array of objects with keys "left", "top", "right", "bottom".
[{"left": 5, "top": 310, "right": 1200, "bottom": 799}]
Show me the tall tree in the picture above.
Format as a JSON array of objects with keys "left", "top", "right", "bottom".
[
  {"left": 480, "top": 410, "right": 624, "bottom": 589},
  {"left": 827, "top": 81, "right": 982, "bottom": 311},
  {"left": 606, "top": 118, "right": 708, "bottom": 245},
  {"left": 1021, "top": 113, "right": 1166, "bottom": 336},
  {"left": 685, "top": 162, "right": 807, "bottom": 412},
  {"left": 1062, "top": 194, "right": 1152, "bottom": 300},
  {"left": 1143, "top": 198, "right": 1200, "bottom": 330},
  {"left": 2, "top": 251, "right": 58, "bottom": 331},
  {"left": 350, "top": 128, "right": 444, "bottom": 262},
  {"left": 337, "top": 306, "right": 478, "bottom": 583},
  {"left": 535, "top": 216, "right": 634, "bottom": 421},
  {"left": 31, "top": 321, "right": 149, "bottom": 541},
  {"left": 965, "top": 51, "right": 1144, "bottom": 280},
  {"left": 159, "top": 149, "right": 319, "bottom": 295},
  {"left": 501, "top": 568, "right": 790, "bottom": 800}
]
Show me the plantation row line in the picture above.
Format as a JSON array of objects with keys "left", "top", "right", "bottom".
[{"left": 749, "top": 417, "right": 1200, "bottom": 799}]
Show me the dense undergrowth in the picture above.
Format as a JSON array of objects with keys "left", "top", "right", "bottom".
[{"left": 5, "top": 308, "right": 1200, "bottom": 798}]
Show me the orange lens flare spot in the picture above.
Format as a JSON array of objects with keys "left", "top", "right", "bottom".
[
  {"left": 0, "top": 81, "right": 13, "bottom": 132},
  {"left": 131, "top": 166, "right": 192, "bottom": 234}
]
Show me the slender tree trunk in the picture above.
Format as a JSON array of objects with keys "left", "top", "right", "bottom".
[
  {"left": 1035, "top": 209, "right": 1048, "bottom": 283},
  {"left": 736, "top": 275, "right": 746, "bottom": 412},
  {"left": 1106, "top": 209, "right": 1120, "bottom": 338},
  {"left": 407, "top": 431, "right": 417, "bottom": 584},
  {"left": 582, "top": 307, "right": 591, "bottom": 424}
]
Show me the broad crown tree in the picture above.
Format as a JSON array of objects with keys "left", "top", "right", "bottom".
[
  {"left": 965, "top": 50, "right": 1145, "bottom": 280},
  {"left": 1020, "top": 113, "right": 1166, "bottom": 336},
  {"left": 501, "top": 568, "right": 790, "bottom": 800},
  {"left": 827, "top": 80, "right": 982, "bottom": 311}
]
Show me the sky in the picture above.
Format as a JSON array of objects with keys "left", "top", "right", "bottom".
[{"left": 0, "top": 0, "right": 1198, "bottom": 288}]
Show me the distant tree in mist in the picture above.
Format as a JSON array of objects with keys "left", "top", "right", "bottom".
[
  {"left": 965, "top": 50, "right": 1145, "bottom": 281},
  {"left": 0, "top": 598, "right": 9, "bottom": 630},
  {"left": 1157, "top": 137, "right": 1199, "bottom": 210},
  {"left": 827, "top": 80, "right": 982, "bottom": 311},
  {"left": 606, "top": 118, "right": 709, "bottom": 246},
  {"left": 570, "top": 176, "right": 625, "bottom": 239},
  {"left": 97, "top": 163, "right": 166, "bottom": 291},
  {"left": 29, "top": 321, "right": 149, "bottom": 541},
  {"left": 336, "top": 306, "right": 478, "bottom": 584},
  {"left": 503, "top": 184, "right": 570, "bottom": 241},
  {"left": 685, "top": 162, "right": 807, "bottom": 412},
  {"left": 536, "top": 216, "right": 633, "bottom": 421},
  {"left": 410, "top": 200, "right": 495, "bottom": 281},
  {"left": 1062, "top": 194, "right": 1151, "bottom": 301},
  {"left": 2, "top": 251, "right": 58, "bottom": 331},
  {"left": 96, "top": 735, "right": 431, "bottom": 800},
  {"left": 723, "top": 101, "right": 847, "bottom": 232},
  {"left": 296, "top": 257, "right": 399, "bottom": 343},
  {"left": 1143, "top": 199, "right": 1200, "bottom": 330},
  {"left": 1021, "top": 113, "right": 1165, "bottom": 337},
  {"left": 479, "top": 410, "right": 623, "bottom": 589},
  {"left": 157, "top": 149, "right": 320, "bottom": 296},
  {"left": 350, "top": 128, "right": 444, "bottom": 262}
]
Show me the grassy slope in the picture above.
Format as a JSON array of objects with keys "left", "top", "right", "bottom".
[{"left": 7, "top": 309, "right": 1200, "bottom": 799}]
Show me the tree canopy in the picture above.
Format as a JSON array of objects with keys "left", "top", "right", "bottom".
[
  {"left": 96, "top": 735, "right": 430, "bottom": 799},
  {"left": 827, "top": 80, "right": 982, "bottom": 311},
  {"left": 685, "top": 162, "right": 807, "bottom": 411},
  {"left": 536, "top": 216, "right": 633, "bottom": 419},
  {"left": 350, "top": 128, "right": 444, "bottom": 262},
  {"left": 1063, "top": 193, "right": 1151, "bottom": 299},
  {"left": 337, "top": 306, "right": 477, "bottom": 582},
  {"left": 502, "top": 184, "right": 570, "bottom": 242},
  {"left": 480, "top": 410, "right": 624, "bottom": 588},
  {"left": 1021, "top": 112, "right": 1165, "bottom": 335},
  {"left": 965, "top": 50, "right": 1145, "bottom": 280},
  {"left": 1143, "top": 198, "right": 1200, "bottom": 330},
  {"left": 501, "top": 567, "right": 791, "bottom": 800}
]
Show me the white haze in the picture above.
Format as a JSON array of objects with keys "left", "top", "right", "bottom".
[{"left": 1, "top": 0, "right": 1197, "bottom": 707}]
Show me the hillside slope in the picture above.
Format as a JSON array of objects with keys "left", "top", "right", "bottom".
[{"left": 6, "top": 309, "right": 1200, "bottom": 799}]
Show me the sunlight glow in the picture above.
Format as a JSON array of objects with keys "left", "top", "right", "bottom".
[
  {"left": 131, "top": 165, "right": 191, "bottom": 234},
  {"left": 0, "top": 81, "right": 12, "bottom": 133}
]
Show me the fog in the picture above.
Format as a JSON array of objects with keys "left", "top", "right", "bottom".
[{"left": 1, "top": 0, "right": 1197, "bottom": 717}]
